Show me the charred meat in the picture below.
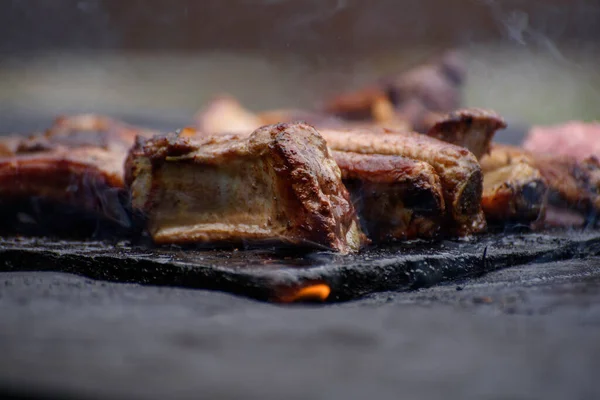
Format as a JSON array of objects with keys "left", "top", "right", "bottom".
[
  {"left": 0, "top": 115, "right": 156, "bottom": 235},
  {"left": 481, "top": 162, "right": 547, "bottom": 224},
  {"left": 334, "top": 151, "right": 445, "bottom": 241},
  {"left": 319, "top": 128, "right": 486, "bottom": 236},
  {"left": 125, "top": 122, "right": 365, "bottom": 253},
  {"left": 481, "top": 144, "right": 600, "bottom": 226}
]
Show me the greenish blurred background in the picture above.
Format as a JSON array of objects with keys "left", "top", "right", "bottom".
[{"left": 1, "top": 0, "right": 599, "bottom": 132}]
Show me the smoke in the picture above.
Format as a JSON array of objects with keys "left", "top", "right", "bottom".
[
  {"left": 1, "top": 0, "right": 118, "bottom": 53},
  {"left": 76, "top": 0, "right": 102, "bottom": 13},
  {"left": 478, "top": 0, "right": 566, "bottom": 62},
  {"left": 282, "top": 0, "right": 348, "bottom": 29}
]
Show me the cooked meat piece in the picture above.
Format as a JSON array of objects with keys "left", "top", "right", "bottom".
[
  {"left": 482, "top": 162, "right": 547, "bottom": 224},
  {"left": 426, "top": 109, "right": 507, "bottom": 159},
  {"left": 389, "top": 50, "right": 466, "bottom": 112},
  {"left": 547, "top": 155, "right": 600, "bottom": 219},
  {"left": 323, "top": 50, "right": 465, "bottom": 131},
  {"left": 125, "top": 122, "right": 365, "bottom": 253},
  {"left": 193, "top": 100, "right": 482, "bottom": 237},
  {"left": 258, "top": 109, "right": 346, "bottom": 128},
  {"left": 193, "top": 102, "right": 446, "bottom": 241},
  {"left": 523, "top": 121, "right": 600, "bottom": 161},
  {"left": 260, "top": 107, "right": 412, "bottom": 132},
  {"left": 323, "top": 86, "right": 393, "bottom": 121},
  {"left": 196, "top": 96, "right": 410, "bottom": 135},
  {"left": 479, "top": 144, "right": 532, "bottom": 174},
  {"left": 333, "top": 151, "right": 445, "bottom": 241},
  {"left": 194, "top": 95, "right": 264, "bottom": 135},
  {"left": 0, "top": 115, "right": 156, "bottom": 234},
  {"left": 319, "top": 128, "right": 486, "bottom": 236},
  {"left": 481, "top": 144, "right": 600, "bottom": 226}
]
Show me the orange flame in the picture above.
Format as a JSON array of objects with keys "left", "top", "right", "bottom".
[{"left": 275, "top": 283, "right": 331, "bottom": 303}]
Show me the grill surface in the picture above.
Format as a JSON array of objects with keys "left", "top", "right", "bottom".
[{"left": 1, "top": 230, "right": 600, "bottom": 302}]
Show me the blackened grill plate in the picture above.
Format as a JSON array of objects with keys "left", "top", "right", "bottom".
[{"left": 1, "top": 231, "right": 599, "bottom": 302}]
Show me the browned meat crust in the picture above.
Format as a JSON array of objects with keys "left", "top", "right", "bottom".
[
  {"left": 481, "top": 144, "right": 600, "bottom": 226},
  {"left": 0, "top": 115, "right": 156, "bottom": 227},
  {"left": 319, "top": 128, "right": 486, "bottom": 236},
  {"left": 125, "top": 122, "right": 365, "bottom": 253},
  {"left": 426, "top": 108, "right": 507, "bottom": 159},
  {"left": 333, "top": 151, "right": 445, "bottom": 241},
  {"left": 481, "top": 162, "right": 547, "bottom": 224}
]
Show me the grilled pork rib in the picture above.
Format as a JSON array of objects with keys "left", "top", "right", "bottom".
[
  {"left": 319, "top": 128, "right": 486, "bottom": 235},
  {"left": 426, "top": 109, "right": 507, "bottom": 160},
  {"left": 333, "top": 151, "right": 445, "bottom": 241},
  {"left": 0, "top": 115, "right": 156, "bottom": 234},
  {"left": 125, "top": 123, "right": 365, "bottom": 253}
]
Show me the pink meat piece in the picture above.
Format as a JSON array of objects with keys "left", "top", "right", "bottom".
[{"left": 523, "top": 121, "right": 600, "bottom": 161}]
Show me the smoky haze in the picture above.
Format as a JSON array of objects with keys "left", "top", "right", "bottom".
[
  {"left": 1, "top": 0, "right": 599, "bottom": 55},
  {"left": 0, "top": 0, "right": 599, "bottom": 133}
]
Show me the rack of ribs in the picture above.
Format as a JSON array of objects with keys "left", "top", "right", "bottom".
[
  {"left": 0, "top": 114, "right": 156, "bottom": 235},
  {"left": 125, "top": 122, "right": 366, "bottom": 253}
]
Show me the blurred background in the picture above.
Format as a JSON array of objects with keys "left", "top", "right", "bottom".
[{"left": 1, "top": 0, "right": 599, "bottom": 133}]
